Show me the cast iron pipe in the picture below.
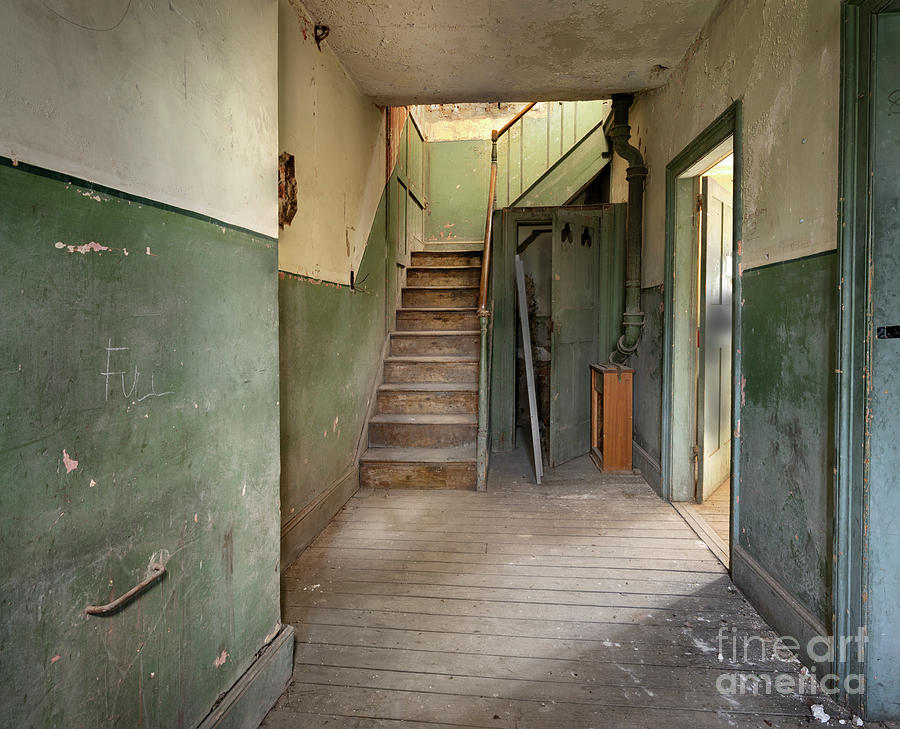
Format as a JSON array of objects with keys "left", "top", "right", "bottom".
[{"left": 607, "top": 93, "right": 647, "bottom": 363}]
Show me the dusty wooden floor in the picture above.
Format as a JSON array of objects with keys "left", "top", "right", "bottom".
[
  {"left": 695, "top": 481, "right": 731, "bottom": 544},
  {"left": 675, "top": 481, "right": 731, "bottom": 567},
  {"left": 263, "top": 451, "right": 863, "bottom": 728}
]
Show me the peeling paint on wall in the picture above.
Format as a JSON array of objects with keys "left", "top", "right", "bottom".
[
  {"left": 278, "top": 0, "right": 386, "bottom": 284},
  {"left": 61, "top": 449, "right": 78, "bottom": 474},
  {"left": 54, "top": 240, "right": 111, "bottom": 255},
  {"left": 278, "top": 151, "right": 298, "bottom": 229},
  {"left": 612, "top": 0, "right": 840, "bottom": 283}
]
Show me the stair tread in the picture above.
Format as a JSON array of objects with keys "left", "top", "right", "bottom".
[
  {"left": 403, "top": 285, "right": 479, "bottom": 291},
  {"left": 385, "top": 355, "right": 478, "bottom": 363},
  {"left": 424, "top": 240, "right": 483, "bottom": 248},
  {"left": 378, "top": 382, "right": 478, "bottom": 392},
  {"left": 391, "top": 330, "right": 480, "bottom": 337},
  {"left": 407, "top": 265, "right": 482, "bottom": 271},
  {"left": 369, "top": 413, "right": 477, "bottom": 425},
  {"left": 361, "top": 446, "right": 476, "bottom": 463},
  {"left": 399, "top": 307, "right": 478, "bottom": 312}
]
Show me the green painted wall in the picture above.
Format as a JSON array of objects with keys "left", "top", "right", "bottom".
[
  {"left": 279, "top": 191, "right": 389, "bottom": 565},
  {"left": 630, "top": 285, "right": 664, "bottom": 492},
  {"left": 739, "top": 252, "right": 837, "bottom": 626},
  {"left": 278, "top": 111, "right": 421, "bottom": 565},
  {"left": 426, "top": 140, "right": 491, "bottom": 242},
  {"left": 497, "top": 101, "right": 609, "bottom": 208},
  {"left": 866, "top": 11, "right": 900, "bottom": 716},
  {"left": 426, "top": 104, "right": 609, "bottom": 243},
  {"left": 0, "top": 162, "right": 281, "bottom": 728}
]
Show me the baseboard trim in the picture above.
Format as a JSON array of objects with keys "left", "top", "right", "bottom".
[
  {"left": 632, "top": 440, "right": 661, "bottom": 495},
  {"left": 196, "top": 625, "right": 294, "bottom": 729},
  {"left": 731, "top": 544, "right": 830, "bottom": 672},
  {"left": 280, "top": 467, "right": 358, "bottom": 569}
]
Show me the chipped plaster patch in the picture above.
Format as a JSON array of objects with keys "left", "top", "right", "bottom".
[
  {"left": 213, "top": 650, "right": 228, "bottom": 668},
  {"left": 55, "top": 240, "right": 111, "bottom": 255},
  {"left": 62, "top": 449, "right": 78, "bottom": 474}
]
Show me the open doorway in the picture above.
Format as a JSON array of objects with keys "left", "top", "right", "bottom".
[
  {"left": 662, "top": 111, "right": 741, "bottom": 569},
  {"left": 514, "top": 224, "right": 552, "bottom": 464},
  {"left": 490, "top": 204, "right": 625, "bottom": 472},
  {"left": 687, "top": 152, "right": 734, "bottom": 561}
]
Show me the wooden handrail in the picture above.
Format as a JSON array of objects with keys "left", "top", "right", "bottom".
[
  {"left": 476, "top": 103, "right": 536, "bottom": 490},
  {"left": 477, "top": 103, "right": 536, "bottom": 315},
  {"left": 496, "top": 102, "right": 537, "bottom": 140},
  {"left": 477, "top": 152, "right": 498, "bottom": 315}
]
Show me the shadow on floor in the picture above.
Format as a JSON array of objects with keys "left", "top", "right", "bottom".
[{"left": 263, "top": 445, "right": 866, "bottom": 728}]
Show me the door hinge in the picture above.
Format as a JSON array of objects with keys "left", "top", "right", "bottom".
[{"left": 696, "top": 194, "right": 704, "bottom": 213}]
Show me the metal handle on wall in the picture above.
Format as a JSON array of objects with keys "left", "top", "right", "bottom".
[{"left": 85, "top": 562, "right": 166, "bottom": 616}]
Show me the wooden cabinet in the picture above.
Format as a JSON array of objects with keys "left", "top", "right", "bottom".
[{"left": 590, "top": 364, "right": 633, "bottom": 472}]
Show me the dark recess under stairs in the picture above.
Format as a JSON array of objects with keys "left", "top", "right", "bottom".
[{"left": 360, "top": 243, "right": 482, "bottom": 489}]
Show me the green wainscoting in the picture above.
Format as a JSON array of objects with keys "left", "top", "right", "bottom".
[
  {"left": 278, "top": 191, "right": 389, "bottom": 565},
  {"left": 735, "top": 252, "right": 837, "bottom": 652},
  {"left": 0, "top": 160, "right": 282, "bottom": 728}
]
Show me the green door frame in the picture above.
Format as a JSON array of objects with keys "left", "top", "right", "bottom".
[
  {"left": 835, "top": 0, "right": 900, "bottom": 714},
  {"left": 489, "top": 204, "right": 623, "bottom": 453},
  {"left": 660, "top": 103, "right": 743, "bottom": 538}
]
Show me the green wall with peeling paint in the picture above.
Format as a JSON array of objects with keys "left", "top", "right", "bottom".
[
  {"left": 426, "top": 104, "right": 610, "bottom": 244},
  {"left": 631, "top": 285, "right": 664, "bottom": 493},
  {"left": 278, "top": 110, "right": 425, "bottom": 567},
  {"left": 0, "top": 161, "right": 282, "bottom": 728},
  {"left": 426, "top": 140, "right": 491, "bottom": 242},
  {"left": 278, "top": 190, "right": 389, "bottom": 565},
  {"left": 738, "top": 252, "right": 837, "bottom": 627}
]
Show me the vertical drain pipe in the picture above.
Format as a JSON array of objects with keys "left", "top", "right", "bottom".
[{"left": 607, "top": 93, "right": 647, "bottom": 363}]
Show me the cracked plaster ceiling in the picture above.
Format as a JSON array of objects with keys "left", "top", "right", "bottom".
[{"left": 295, "top": 0, "right": 721, "bottom": 104}]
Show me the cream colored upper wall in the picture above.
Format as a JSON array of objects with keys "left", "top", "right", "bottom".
[
  {"left": 611, "top": 0, "right": 840, "bottom": 286},
  {"left": 417, "top": 103, "right": 533, "bottom": 141},
  {"left": 278, "top": 0, "right": 385, "bottom": 283},
  {"left": 0, "top": 0, "right": 278, "bottom": 237}
]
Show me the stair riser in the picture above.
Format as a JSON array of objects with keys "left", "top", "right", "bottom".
[
  {"left": 402, "top": 288, "right": 478, "bottom": 308},
  {"left": 411, "top": 251, "right": 482, "bottom": 267},
  {"left": 424, "top": 241, "right": 484, "bottom": 253},
  {"left": 396, "top": 311, "right": 479, "bottom": 331},
  {"left": 377, "top": 391, "right": 477, "bottom": 415},
  {"left": 368, "top": 422, "right": 477, "bottom": 448},
  {"left": 383, "top": 361, "right": 478, "bottom": 383},
  {"left": 360, "top": 461, "right": 476, "bottom": 489},
  {"left": 407, "top": 269, "right": 481, "bottom": 287},
  {"left": 390, "top": 335, "right": 479, "bottom": 357}
]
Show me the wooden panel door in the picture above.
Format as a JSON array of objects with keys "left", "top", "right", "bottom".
[
  {"left": 550, "top": 209, "right": 600, "bottom": 467},
  {"left": 698, "top": 177, "right": 733, "bottom": 501}
]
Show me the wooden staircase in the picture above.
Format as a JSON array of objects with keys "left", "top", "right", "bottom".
[{"left": 360, "top": 243, "right": 483, "bottom": 489}]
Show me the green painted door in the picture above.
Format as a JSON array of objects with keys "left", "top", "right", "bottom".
[
  {"left": 550, "top": 209, "right": 600, "bottom": 467},
  {"left": 698, "top": 177, "right": 733, "bottom": 501}
]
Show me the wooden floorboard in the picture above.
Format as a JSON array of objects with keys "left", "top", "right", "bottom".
[
  {"left": 677, "top": 481, "right": 731, "bottom": 567},
  {"left": 263, "top": 450, "right": 855, "bottom": 728}
]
